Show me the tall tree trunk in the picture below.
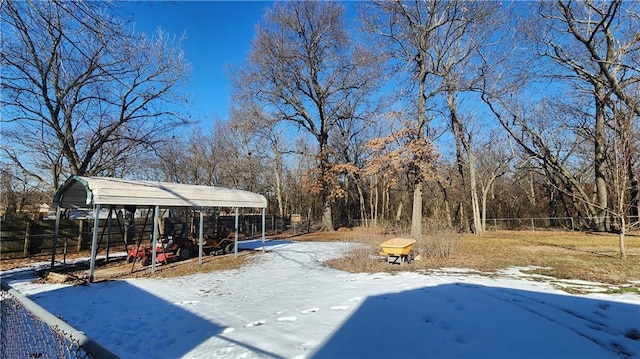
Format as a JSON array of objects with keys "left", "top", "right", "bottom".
[
  {"left": 369, "top": 178, "right": 377, "bottom": 227},
  {"left": 630, "top": 172, "right": 639, "bottom": 223},
  {"left": 594, "top": 86, "right": 608, "bottom": 231},
  {"left": 467, "top": 147, "right": 483, "bottom": 235},
  {"left": 353, "top": 176, "right": 366, "bottom": 227},
  {"left": 448, "top": 90, "right": 482, "bottom": 234},
  {"left": 319, "top": 139, "right": 334, "bottom": 231},
  {"left": 527, "top": 170, "right": 537, "bottom": 206},
  {"left": 437, "top": 180, "right": 453, "bottom": 228},
  {"left": 482, "top": 186, "right": 489, "bottom": 233},
  {"left": 395, "top": 190, "right": 405, "bottom": 224},
  {"left": 321, "top": 201, "right": 333, "bottom": 231},
  {"left": 619, "top": 216, "right": 627, "bottom": 259},
  {"left": 411, "top": 181, "right": 423, "bottom": 239},
  {"left": 273, "top": 143, "right": 285, "bottom": 230}
]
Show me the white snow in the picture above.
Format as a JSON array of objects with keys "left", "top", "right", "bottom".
[{"left": 2, "top": 240, "right": 640, "bottom": 359}]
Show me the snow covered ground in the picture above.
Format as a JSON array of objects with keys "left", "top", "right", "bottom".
[{"left": 2, "top": 240, "right": 640, "bottom": 358}]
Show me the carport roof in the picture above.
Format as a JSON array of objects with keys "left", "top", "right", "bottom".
[{"left": 53, "top": 175, "right": 267, "bottom": 209}]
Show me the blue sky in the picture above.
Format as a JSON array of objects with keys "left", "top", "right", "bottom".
[{"left": 119, "top": 1, "right": 273, "bottom": 124}]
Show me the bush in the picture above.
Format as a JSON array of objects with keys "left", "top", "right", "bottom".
[
  {"left": 414, "top": 230, "right": 461, "bottom": 259},
  {"left": 325, "top": 222, "right": 462, "bottom": 273}
]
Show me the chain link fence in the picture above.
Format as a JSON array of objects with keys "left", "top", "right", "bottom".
[
  {"left": 484, "top": 217, "right": 575, "bottom": 231},
  {"left": 1, "top": 282, "right": 119, "bottom": 359}
]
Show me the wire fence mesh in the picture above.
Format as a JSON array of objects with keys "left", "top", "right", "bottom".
[{"left": 1, "top": 282, "right": 119, "bottom": 359}]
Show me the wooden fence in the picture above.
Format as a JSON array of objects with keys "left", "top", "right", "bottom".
[
  {"left": 1, "top": 215, "right": 289, "bottom": 260},
  {"left": 1, "top": 219, "right": 139, "bottom": 260}
]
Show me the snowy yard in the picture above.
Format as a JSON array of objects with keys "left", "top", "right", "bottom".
[{"left": 3, "top": 240, "right": 640, "bottom": 358}]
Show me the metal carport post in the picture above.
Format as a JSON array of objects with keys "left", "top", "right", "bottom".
[
  {"left": 151, "top": 205, "right": 160, "bottom": 273},
  {"left": 198, "top": 207, "right": 204, "bottom": 265},
  {"left": 88, "top": 204, "right": 101, "bottom": 282}
]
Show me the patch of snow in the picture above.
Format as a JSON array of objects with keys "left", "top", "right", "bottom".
[{"left": 2, "top": 241, "right": 639, "bottom": 359}]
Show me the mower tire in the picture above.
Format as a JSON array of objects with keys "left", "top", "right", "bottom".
[
  {"left": 224, "top": 242, "right": 234, "bottom": 254},
  {"left": 177, "top": 247, "right": 191, "bottom": 260}
]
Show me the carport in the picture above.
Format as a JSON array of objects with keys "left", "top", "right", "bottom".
[{"left": 51, "top": 175, "right": 267, "bottom": 282}]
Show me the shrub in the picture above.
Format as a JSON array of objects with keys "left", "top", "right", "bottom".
[{"left": 414, "top": 230, "right": 461, "bottom": 259}]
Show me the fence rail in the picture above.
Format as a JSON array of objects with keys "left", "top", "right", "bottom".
[{"left": 0, "top": 281, "right": 119, "bottom": 359}]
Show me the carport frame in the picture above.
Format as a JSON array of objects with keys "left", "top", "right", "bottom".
[{"left": 51, "top": 175, "right": 268, "bottom": 282}]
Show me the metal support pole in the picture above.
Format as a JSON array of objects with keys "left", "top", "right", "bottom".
[
  {"left": 152, "top": 205, "right": 159, "bottom": 273},
  {"left": 106, "top": 207, "right": 113, "bottom": 262},
  {"left": 261, "top": 208, "right": 266, "bottom": 254},
  {"left": 199, "top": 207, "right": 204, "bottom": 265},
  {"left": 234, "top": 207, "right": 239, "bottom": 257},
  {"left": 63, "top": 237, "right": 68, "bottom": 264},
  {"left": 89, "top": 204, "right": 101, "bottom": 283},
  {"left": 50, "top": 206, "right": 61, "bottom": 269}
]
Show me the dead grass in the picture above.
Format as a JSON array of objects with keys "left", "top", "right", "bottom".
[
  {"left": 321, "top": 229, "right": 640, "bottom": 285},
  {"left": 32, "top": 252, "right": 251, "bottom": 283},
  {"left": 3, "top": 228, "right": 639, "bottom": 286}
]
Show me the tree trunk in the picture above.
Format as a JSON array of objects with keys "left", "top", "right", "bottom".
[
  {"left": 374, "top": 180, "right": 380, "bottom": 227},
  {"left": 482, "top": 185, "right": 490, "bottom": 233},
  {"left": 320, "top": 200, "right": 334, "bottom": 231},
  {"left": 318, "top": 136, "right": 334, "bottom": 231},
  {"left": 594, "top": 86, "right": 608, "bottom": 231},
  {"left": 411, "top": 181, "right": 423, "bottom": 239},
  {"left": 449, "top": 90, "right": 481, "bottom": 234},
  {"left": 527, "top": 170, "right": 537, "bottom": 206},
  {"left": 437, "top": 180, "right": 453, "bottom": 228},
  {"left": 395, "top": 197, "right": 403, "bottom": 223},
  {"left": 619, "top": 216, "right": 627, "bottom": 259},
  {"left": 273, "top": 144, "right": 285, "bottom": 228},
  {"left": 629, "top": 166, "right": 639, "bottom": 223},
  {"left": 354, "top": 176, "right": 366, "bottom": 227},
  {"left": 468, "top": 150, "right": 483, "bottom": 235},
  {"left": 369, "top": 179, "right": 377, "bottom": 227}
]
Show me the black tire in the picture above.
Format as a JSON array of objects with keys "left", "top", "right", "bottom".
[
  {"left": 224, "top": 242, "right": 234, "bottom": 254},
  {"left": 126, "top": 255, "right": 134, "bottom": 263},
  {"left": 142, "top": 257, "right": 150, "bottom": 266},
  {"left": 177, "top": 247, "right": 191, "bottom": 260}
]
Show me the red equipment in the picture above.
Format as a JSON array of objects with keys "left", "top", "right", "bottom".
[{"left": 127, "top": 221, "right": 235, "bottom": 266}]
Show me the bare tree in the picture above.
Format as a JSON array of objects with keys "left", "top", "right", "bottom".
[
  {"left": 1, "top": 0, "right": 190, "bottom": 190},
  {"left": 361, "top": 0, "right": 444, "bottom": 238},
  {"left": 475, "top": 134, "right": 515, "bottom": 233},
  {"left": 363, "top": 111, "right": 438, "bottom": 231},
  {"left": 526, "top": 0, "right": 640, "bottom": 230},
  {"left": 361, "top": 0, "right": 505, "bottom": 236},
  {"left": 229, "top": 104, "right": 293, "bottom": 226},
  {"left": 231, "top": 1, "right": 380, "bottom": 231}
]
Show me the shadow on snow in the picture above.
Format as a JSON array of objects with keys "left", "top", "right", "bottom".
[
  {"left": 312, "top": 283, "right": 640, "bottom": 359},
  {"left": 24, "top": 281, "right": 274, "bottom": 358}
]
